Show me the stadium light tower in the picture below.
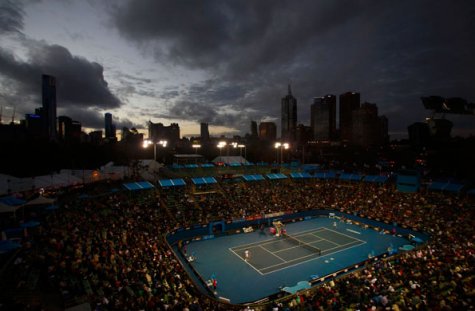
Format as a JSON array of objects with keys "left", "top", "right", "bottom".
[
  {"left": 217, "top": 141, "right": 227, "bottom": 156},
  {"left": 143, "top": 139, "right": 167, "bottom": 162},
  {"left": 192, "top": 144, "right": 201, "bottom": 154},
  {"left": 274, "top": 142, "right": 289, "bottom": 166}
]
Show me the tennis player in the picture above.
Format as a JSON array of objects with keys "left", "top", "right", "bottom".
[{"left": 244, "top": 249, "right": 250, "bottom": 261}]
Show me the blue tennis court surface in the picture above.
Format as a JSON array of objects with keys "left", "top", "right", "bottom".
[
  {"left": 183, "top": 217, "right": 410, "bottom": 304},
  {"left": 230, "top": 227, "right": 365, "bottom": 275}
]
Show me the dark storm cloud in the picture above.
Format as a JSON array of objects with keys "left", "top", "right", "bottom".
[
  {"left": 161, "top": 99, "right": 251, "bottom": 128},
  {"left": 0, "top": 42, "right": 122, "bottom": 111},
  {"left": 58, "top": 107, "right": 142, "bottom": 130},
  {"left": 58, "top": 107, "right": 104, "bottom": 129},
  {"left": 112, "top": 0, "right": 475, "bottom": 134},
  {"left": 0, "top": 1, "right": 24, "bottom": 34}
]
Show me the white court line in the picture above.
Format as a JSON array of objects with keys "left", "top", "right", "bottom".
[
  {"left": 230, "top": 227, "right": 367, "bottom": 275},
  {"left": 260, "top": 239, "right": 364, "bottom": 273},
  {"left": 322, "top": 227, "right": 366, "bottom": 243},
  {"left": 260, "top": 240, "right": 367, "bottom": 275},
  {"left": 259, "top": 245, "right": 287, "bottom": 262},
  {"left": 320, "top": 240, "right": 364, "bottom": 254},
  {"left": 232, "top": 227, "right": 326, "bottom": 252},
  {"left": 311, "top": 233, "right": 340, "bottom": 247},
  {"left": 228, "top": 247, "right": 264, "bottom": 276},
  {"left": 272, "top": 233, "right": 324, "bottom": 254}
]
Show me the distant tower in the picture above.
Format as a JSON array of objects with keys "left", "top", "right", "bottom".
[
  {"left": 104, "top": 113, "right": 116, "bottom": 140},
  {"left": 352, "top": 102, "right": 380, "bottom": 146},
  {"left": 339, "top": 91, "right": 360, "bottom": 142},
  {"left": 42, "top": 74, "right": 57, "bottom": 140},
  {"left": 250, "top": 120, "right": 258, "bottom": 138},
  {"left": 259, "top": 122, "right": 277, "bottom": 141},
  {"left": 149, "top": 121, "right": 180, "bottom": 145},
  {"left": 311, "top": 95, "right": 336, "bottom": 141},
  {"left": 200, "top": 122, "right": 210, "bottom": 141},
  {"left": 281, "top": 84, "right": 297, "bottom": 141}
]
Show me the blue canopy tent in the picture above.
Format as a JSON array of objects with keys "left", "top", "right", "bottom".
[
  {"left": 339, "top": 173, "right": 362, "bottom": 182},
  {"left": 159, "top": 179, "right": 186, "bottom": 187},
  {"left": 428, "top": 181, "right": 464, "bottom": 193},
  {"left": 266, "top": 173, "right": 288, "bottom": 180},
  {"left": 363, "top": 175, "right": 389, "bottom": 183},
  {"left": 290, "top": 172, "right": 313, "bottom": 179},
  {"left": 228, "top": 163, "right": 242, "bottom": 167},
  {"left": 315, "top": 171, "right": 337, "bottom": 180},
  {"left": 123, "top": 181, "right": 155, "bottom": 191},
  {"left": 302, "top": 164, "right": 320, "bottom": 173},
  {"left": 184, "top": 164, "right": 200, "bottom": 169},
  {"left": 242, "top": 174, "right": 265, "bottom": 182},
  {"left": 191, "top": 177, "right": 217, "bottom": 185},
  {"left": 200, "top": 163, "right": 215, "bottom": 168}
]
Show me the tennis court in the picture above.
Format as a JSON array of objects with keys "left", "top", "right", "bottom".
[
  {"left": 230, "top": 227, "right": 365, "bottom": 275},
  {"left": 180, "top": 216, "right": 416, "bottom": 303}
]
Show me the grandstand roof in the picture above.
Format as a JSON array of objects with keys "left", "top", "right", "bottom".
[
  {"left": 242, "top": 174, "right": 265, "bottom": 181},
  {"left": 159, "top": 178, "right": 186, "bottom": 187},
  {"left": 267, "top": 173, "right": 288, "bottom": 180},
  {"left": 290, "top": 172, "right": 313, "bottom": 179},
  {"left": 123, "top": 181, "right": 155, "bottom": 191},
  {"left": 191, "top": 177, "right": 217, "bottom": 185}
]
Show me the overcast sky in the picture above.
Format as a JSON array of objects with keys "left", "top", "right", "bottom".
[{"left": 1, "top": 0, "right": 474, "bottom": 138}]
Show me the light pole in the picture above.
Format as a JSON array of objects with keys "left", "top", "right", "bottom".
[
  {"left": 192, "top": 144, "right": 201, "bottom": 154},
  {"left": 274, "top": 142, "right": 289, "bottom": 169},
  {"left": 192, "top": 144, "right": 201, "bottom": 164},
  {"left": 217, "top": 141, "right": 227, "bottom": 156},
  {"left": 143, "top": 139, "right": 167, "bottom": 162}
]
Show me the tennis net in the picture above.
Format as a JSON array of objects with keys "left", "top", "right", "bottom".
[{"left": 282, "top": 233, "right": 322, "bottom": 256}]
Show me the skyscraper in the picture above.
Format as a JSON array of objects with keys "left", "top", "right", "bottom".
[
  {"left": 310, "top": 95, "right": 336, "bottom": 141},
  {"left": 339, "top": 91, "right": 360, "bottom": 142},
  {"left": 42, "top": 74, "right": 57, "bottom": 140},
  {"left": 250, "top": 120, "right": 258, "bottom": 138},
  {"left": 58, "top": 116, "right": 81, "bottom": 143},
  {"left": 259, "top": 122, "right": 277, "bottom": 141},
  {"left": 281, "top": 84, "right": 297, "bottom": 141},
  {"left": 148, "top": 121, "right": 180, "bottom": 145},
  {"left": 352, "top": 102, "right": 382, "bottom": 146},
  {"left": 105, "top": 113, "right": 116, "bottom": 140},
  {"left": 200, "top": 122, "right": 209, "bottom": 141}
]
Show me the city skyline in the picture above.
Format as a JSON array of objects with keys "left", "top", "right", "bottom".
[{"left": 1, "top": 1, "right": 474, "bottom": 139}]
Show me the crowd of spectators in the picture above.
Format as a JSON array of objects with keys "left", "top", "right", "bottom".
[{"left": 1, "top": 178, "right": 473, "bottom": 310}]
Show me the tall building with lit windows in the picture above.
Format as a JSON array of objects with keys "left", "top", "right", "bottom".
[
  {"left": 339, "top": 91, "right": 360, "bottom": 142},
  {"left": 200, "top": 122, "right": 209, "bottom": 141},
  {"left": 259, "top": 122, "right": 277, "bottom": 140},
  {"left": 42, "top": 74, "right": 57, "bottom": 140},
  {"left": 105, "top": 113, "right": 116, "bottom": 141},
  {"left": 311, "top": 94, "right": 336, "bottom": 141},
  {"left": 281, "top": 84, "right": 297, "bottom": 141}
]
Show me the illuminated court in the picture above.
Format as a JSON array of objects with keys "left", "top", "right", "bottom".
[
  {"left": 181, "top": 216, "right": 414, "bottom": 303},
  {"left": 230, "top": 227, "right": 365, "bottom": 275}
]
